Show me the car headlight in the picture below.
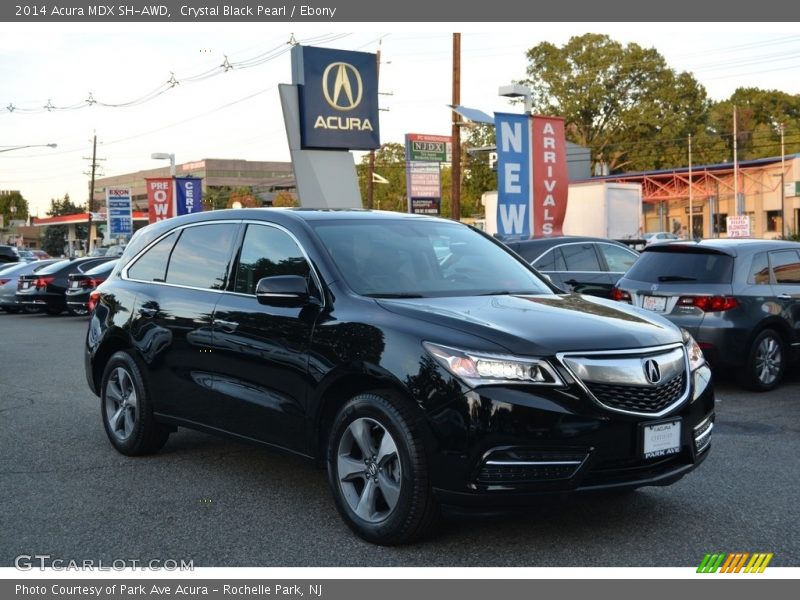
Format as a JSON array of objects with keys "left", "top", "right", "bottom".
[
  {"left": 423, "top": 342, "right": 564, "bottom": 387},
  {"left": 681, "top": 328, "right": 706, "bottom": 371}
]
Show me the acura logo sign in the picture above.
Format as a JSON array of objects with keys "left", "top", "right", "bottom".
[
  {"left": 644, "top": 359, "right": 661, "bottom": 384},
  {"left": 322, "top": 62, "right": 363, "bottom": 111}
]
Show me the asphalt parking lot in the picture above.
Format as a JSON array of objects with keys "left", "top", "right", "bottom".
[{"left": 1, "top": 311, "right": 799, "bottom": 567}]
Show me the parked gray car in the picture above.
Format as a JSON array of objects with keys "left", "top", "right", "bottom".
[
  {"left": 612, "top": 239, "right": 800, "bottom": 391},
  {"left": 0, "top": 259, "right": 60, "bottom": 312}
]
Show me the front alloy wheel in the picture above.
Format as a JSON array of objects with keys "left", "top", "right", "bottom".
[
  {"left": 336, "top": 417, "right": 403, "bottom": 523},
  {"left": 327, "top": 391, "right": 439, "bottom": 545}
]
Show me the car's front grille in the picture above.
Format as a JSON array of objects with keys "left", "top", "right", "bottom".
[
  {"left": 586, "top": 372, "right": 686, "bottom": 414},
  {"left": 559, "top": 344, "right": 690, "bottom": 417}
]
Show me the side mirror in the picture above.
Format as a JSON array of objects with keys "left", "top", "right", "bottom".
[{"left": 255, "top": 275, "right": 310, "bottom": 307}]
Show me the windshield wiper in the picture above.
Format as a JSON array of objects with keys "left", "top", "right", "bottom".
[
  {"left": 657, "top": 275, "right": 697, "bottom": 282},
  {"left": 477, "top": 290, "right": 540, "bottom": 296}
]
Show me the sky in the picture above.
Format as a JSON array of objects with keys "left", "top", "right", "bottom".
[{"left": 1, "top": 22, "right": 800, "bottom": 217}]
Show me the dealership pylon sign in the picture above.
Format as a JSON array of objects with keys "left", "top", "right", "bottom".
[{"left": 494, "top": 113, "right": 569, "bottom": 238}]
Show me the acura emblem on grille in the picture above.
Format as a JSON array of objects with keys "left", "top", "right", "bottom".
[{"left": 644, "top": 359, "right": 662, "bottom": 384}]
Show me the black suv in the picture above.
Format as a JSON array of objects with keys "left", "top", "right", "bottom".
[
  {"left": 613, "top": 238, "right": 800, "bottom": 391},
  {"left": 85, "top": 209, "right": 714, "bottom": 545},
  {"left": 0, "top": 245, "right": 20, "bottom": 263}
]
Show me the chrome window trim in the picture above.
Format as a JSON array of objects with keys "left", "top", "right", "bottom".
[
  {"left": 556, "top": 342, "right": 691, "bottom": 418},
  {"left": 121, "top": 220, "right": 241, "bottom": 293},
  {"left": 121, "top": 219, "right": 326, "bottom": 308}
]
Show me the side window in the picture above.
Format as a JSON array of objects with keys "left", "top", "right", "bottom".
[
  {"left": 561, "top": 244, "right": 601, "bottom": 271},
  {"left": 234, "top": 224, "right": 311, "bottom": 296},
  {"left": 748, "top": 252, "right": 770, "bottom": 285},
  {"left": 532, "top": 249, "right": 556, "bottom": 271},
  {"left": 770, "top": 250, "right": 800, "bottom": 284},
  {"left": 165, "top": 223, "right": 238, "bottom": 290},
  {"left": 127, "top": 231, "right": 178, "bottom": 282},
  {"left": 599, "top": 244, "right": 638, "bottom": 273}
]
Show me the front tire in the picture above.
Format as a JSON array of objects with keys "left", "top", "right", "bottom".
[
  {"left": 327, "top": 391, "right": 439, "bottom": 545},
  {"left": 744, "top": 329, "right": 786, "bottom": 392},
  {"left": 101, "top": 351, "right": 170, "bottom": 455}
]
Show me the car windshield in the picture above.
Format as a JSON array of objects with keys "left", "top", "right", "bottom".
[
  {"left": 625, "top": 248, "right": 734, "bottom": 284},
  {"left": 311, "top": 218, "right": 553, "bottom": 298}
]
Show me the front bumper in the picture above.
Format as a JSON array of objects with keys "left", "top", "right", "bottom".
[{"left": 427, "top": 365, "right": 715, "bottom": 509}]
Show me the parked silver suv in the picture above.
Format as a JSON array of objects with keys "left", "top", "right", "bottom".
[{"left": 613, "top": 239, "right": 800, "bottom": 391}]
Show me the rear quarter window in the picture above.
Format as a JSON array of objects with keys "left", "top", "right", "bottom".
[{"left": 625, "top": 249, "right": 734, "bottom": 284}]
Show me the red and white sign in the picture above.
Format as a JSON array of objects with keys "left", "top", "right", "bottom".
[
  {"left": 146, "top": 178, "right": 174, "bottom": 224},
  {"left": 727, "top": 215, "right": 751, "bottom": 238},
  {"left": 530, "top": 116, "right": 568, "bottom": 237}
]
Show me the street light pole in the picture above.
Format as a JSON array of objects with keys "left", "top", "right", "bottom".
[
  {"left": 780, "top": 122, "right": 786, "bottom": 237},
  {"left": 151, "top": 152, "right": 176, "bottom": 176},
  {"left": 0, "top": 143, "right": 57, "bottom": 153}
]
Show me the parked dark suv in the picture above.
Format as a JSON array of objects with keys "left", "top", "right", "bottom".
[
  {"left": 503, "top": 236, "right": 639, "bottom": 298},
  {"left": 0, "top": 245, "right": 20, "bottom": 263},
  {"left": 613, "top": 239, "right": 800, "bottom": 391},
  {"left": 85, "top": 209, "right": 714, "bottom": 544}
]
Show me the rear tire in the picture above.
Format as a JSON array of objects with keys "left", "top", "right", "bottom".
[
  {"left": 101, "top": 351, "right": 170, "bottom": 456},
  {"left": 744, "top": 329, "right": 785, "bottom": 392},
  {"left": 326, "top": 391, "right": 440, "bottom": 545}
]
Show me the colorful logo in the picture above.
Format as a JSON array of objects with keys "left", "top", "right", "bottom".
[{"left": 697, "top": 553, "right": 773, "bottom": 573}]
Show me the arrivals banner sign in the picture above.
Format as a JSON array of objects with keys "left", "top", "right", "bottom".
[
  {"left": 146, "top": 178, "right": 174, "bottom": 223},
  {"left": 293, "top": 45, "right": 380, "bottom": 150},
  {"left": 494, "top": 112, "right": 531, "bottom": 238},
  {"left": 106, "top": 187, "right": 133, "bottom": 238},
  {"left": 531, "top": 116, "right": 568, "bottom": 236},
  {"left": 175, "top": 177, "right": 203, "bottom": 216}
]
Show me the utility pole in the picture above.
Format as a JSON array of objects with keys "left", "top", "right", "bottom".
[
  {"left": 733, "top": 106, "right": 741, "bottom": 215},
  {"left": 688, "top": 133, "right": 693, "bottom": 238},
  {"left": 366, "top": 43, "right": 381, "bottom": 210},
  {"left": 83, "top": 134, "right": 104, "bottom": 253},
  {"left": 780, "top": 122, "right": 786, "bottom": 236},
  {"left": 451, "top": 32, "right": 461, "bottom": 222}
]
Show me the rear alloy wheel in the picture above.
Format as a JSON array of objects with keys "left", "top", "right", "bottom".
[
  {"left": 101, "top": 351, "right": 170, "bottom": 455},
  {"left": 745, "top": 329, "right": 786, "bottom": 392},
  {"left": 327, "top": 391, "right": 439, "bottom": 545}
]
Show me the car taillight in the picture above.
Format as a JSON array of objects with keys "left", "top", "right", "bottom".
[
  {"left": 88, "top": 290, "right": 102, "bottom": 312},
  {"left": 35, "top": 276, "right": 55, "bottom": 290},
  {"left": 0, "top": 278, "right": 9, "bottom": 285},
  {"left": 677, "top": 295, "right": 739, "bottom": 312},
  {"left": 611, "top": 287, "right": 631, "bottom": 303}
]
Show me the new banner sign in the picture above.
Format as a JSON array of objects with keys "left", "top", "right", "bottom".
[
  {"left": 106, "top": 187, "right": 133, "bottom": 239},
  {"left": 293, "top": 45, "right": 380, "bottom": 150},
  {"left": 494, "top": 113, "right": 568, "bottom": 238}
]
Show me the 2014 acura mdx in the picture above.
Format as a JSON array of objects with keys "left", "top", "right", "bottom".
[{"left": 85, "top": 208, "right": 714, "bottom": 545}]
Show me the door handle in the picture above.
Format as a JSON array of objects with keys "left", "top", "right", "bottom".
[
  {"left": 213, "top": 319, "right": 239, "bottom": 333},
  {"left": 778, "top": 293, "right": 796, "bottom": 299}
]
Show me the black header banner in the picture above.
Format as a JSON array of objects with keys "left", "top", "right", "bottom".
[{"left": 2, "top": 0, "right": 800, "bottom": 22}]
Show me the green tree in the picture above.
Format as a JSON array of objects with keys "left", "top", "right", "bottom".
[
  {"left": 41, "top": 193, "right": 85, "bottom": 256},
  {"left": 202, "top": 186, "right": 232, "bottom": 211},
  {"left": 356, "top": 143, "right": 408, "bottom": 212},
  {"left": 0, "top": 190, "right": 29, "bottom": 226},
  {"left": 522, "top": 33, "right": 716, "bottom": 173},
  {"left": 708, "top": 88, "right": 800, "bottom": 161},
  {"left": 462, "top": 124, "right": 497, "bottom": 217}
]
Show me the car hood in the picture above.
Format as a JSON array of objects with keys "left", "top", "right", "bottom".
[{"left": 376, "top": 293, "right": 680, "bottom": 355}]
